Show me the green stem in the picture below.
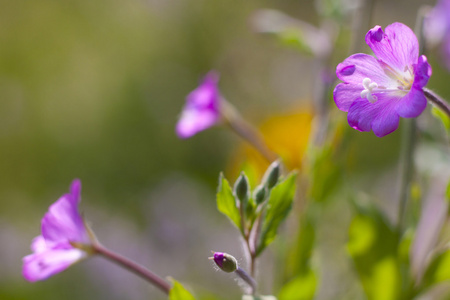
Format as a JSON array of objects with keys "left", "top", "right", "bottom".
[
  {"left": 92, "top": 243, "right": 171, "bottom": 295},
  {"left": 397, "top": 118, "right": 416, "bottom": 232}
]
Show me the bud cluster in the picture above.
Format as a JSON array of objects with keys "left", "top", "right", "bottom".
[{"left": 233, "top": 160, "right": 281, "bottom": 229}]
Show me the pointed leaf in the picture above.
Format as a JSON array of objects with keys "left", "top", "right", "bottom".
[
  {"left": 347, "top": 201, "right": 402, "bottom": 300},
  {"left": 431, "top": 106, "right": 450, "bottom": 133},
  {"left": 217, "top": 173, "right": 241, "bottom": 230},
  {"left": 256, "top": 172, "right": 298, "bottom": 256},
  {"left": 421, "top": 249, "right": 450, "bottom": 291},
  {"left": 169, "top": 279, "right": 196, "bottom": 300}
]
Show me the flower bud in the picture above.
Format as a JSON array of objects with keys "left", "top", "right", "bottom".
[
  {"left": 263, "top": 160, "right": 280, "bottom": 189},
  {"left": 210, "top": 252, "right": 238, "bottom": 273},
  {"left": 234, "top": 173, "right": 249, "bottom": 203},
  {"left": 253, "top": 184, "right": 267, "bottom": 205}
]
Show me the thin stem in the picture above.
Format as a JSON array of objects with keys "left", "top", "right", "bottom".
[
  {"left": 220, "top": 99, "right": 278, "bottom": 163},
  {"left": 236, "top": 267, "right": 257, "bottom": 295},
  {"left": 397, "top": 118, "right": 416, "bottom": 232},
  {"left": 424, "top": 89, "right": 450, "bottom": 118},
  {"left": 92, "top": 243, "right": 171, "bottom": 295}
]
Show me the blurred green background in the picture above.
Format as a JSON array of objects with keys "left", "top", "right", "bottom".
[{"left": 0, "top": 0, "right": 447, "bottom": 299}]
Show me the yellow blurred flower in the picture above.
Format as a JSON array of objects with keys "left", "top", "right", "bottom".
[{"left": 228, "top": 108, "right": 313, "bottom": 184}]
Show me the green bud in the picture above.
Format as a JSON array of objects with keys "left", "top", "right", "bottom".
[
  {"left": 210, "top": 252, "right": 238, "bottom": 273},
  {"left": 234, "top": 173, "right": 249, "bottom": 203},
  {"left": 263, "top": 161, "right": 280, "bottom": 189},
  {"left": 253, "top": 185, "right": 267, "bottom": 205}
]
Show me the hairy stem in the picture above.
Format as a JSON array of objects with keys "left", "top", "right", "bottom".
[
  {"left": 424, "top": 89, "right": 450, "bottom": 118},
  {"left": 236, "top": 266, "right": 257, "bottom": 295},
  {"left": 92, "top": 243, "right": 171, "bottom": 295}
]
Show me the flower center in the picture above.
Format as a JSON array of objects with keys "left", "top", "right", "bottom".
[
  {"left": 360, "top": 71, "right": 414, "bottom": 104},
  {"left": 360, "top": 78, "right": 378, "bottom": 103}
]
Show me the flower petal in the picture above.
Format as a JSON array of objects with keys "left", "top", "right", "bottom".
[
  {"left": 365, "top": 23, "right": 419, "bottom": 71},
  {"left": 413, "top": 55, "right": 432, "bottom": 89},
  {"left": 336, "top": 53, "right": 392, "bottom": 87},
  {"left": 396, "top": 87, "right": 427, "bottom": 118},
  {"left": 176, "top": 109, "right": 219, "bottom": 138},
  {"left": 41, "top": 184, "right": 88, "bottom": 244},
  {"left": 69, "top": 179, "right": 81, "bottom": 205},
  {"left": 22, "top": 248, "right": 86, "bottom": 282},
  {"left": 347, "top": 93, "right": 402, "bottom": 137},
  {"left": 176, "top": 71, "right": 221, "bottom": 138},
  {"left": 31, "top": 236, "right": 47, "bottom": 253},
  {"left": 333, "top": 83, "right": 363, "bottom": 112}
]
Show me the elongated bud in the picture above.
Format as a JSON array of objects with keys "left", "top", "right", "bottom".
[
  {"left": 209, "top": 252, "right": 238, "bottom": 273},
  {"left": 263, "top": 160, "right": 280, "bottom": 189},
  {"left": 234, "top": 173, "right": 249, "bottom": 203},
  {"left": 254, "top": 184, "right": 267, "bottom": 205}
]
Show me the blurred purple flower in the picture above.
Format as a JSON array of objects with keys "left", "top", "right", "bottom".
[
  {"left": 425, "top": 0, "right": 450, "bottom": 71},
  {"left": 176, "top": 71, "right": 221, "bottom": 138},
  {"left": 23, "top": 179, "right": 93, "bottom": 282},
  {"left": 334, "top": 23, "right": 432, "bottom": 137}
]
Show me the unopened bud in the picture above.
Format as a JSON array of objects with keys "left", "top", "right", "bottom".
[
  {"left": 234, "top": 173, "right": 249, "bottom": 203},
  {"left": 253, "top": 185, "right": 267, "bottom": 205},
  {"left": 210, "top": 252, "right": 238, "bottom": 273},
  {"left": 263, "top": 160, "right": 280, "bottom": 189}
]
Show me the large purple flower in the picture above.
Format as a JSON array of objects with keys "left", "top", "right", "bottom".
[
  {"left": 334, "top": 23, "right": 432, "bottom": 137},
  {"left": 23, "top": 179, "right": 93, "bottom": 282},
  {"left": 176, "top": 71, "right": 221, "bottom": 138}
]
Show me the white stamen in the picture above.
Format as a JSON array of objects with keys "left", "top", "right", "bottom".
[{"left": 360, "top": 78, "right": 378, "bottom": 103}]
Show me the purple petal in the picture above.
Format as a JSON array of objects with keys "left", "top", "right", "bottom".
[
  {"left": 70, "top": 179, "right": 81, "bottom": 204},
  {"left": 413, "top": 55, "right": 432, "bottom": 89},
  {"left": 31, "top": 236, "right": 47, "bottom": 253},
  {"left": 333, "top": 83, "right": 364, "bottom": 112},
  {"left": 176, "top": 109, "right": 220, "bottom": 138},
  {"left": 176, "top": 71, "right": 221, "bottom": 138},
  {"left": 336, "top": 53, "right": 392, "bottom": 86},
  {"left": 22, "top": 248, "right": 86, "bottom": 282},
  {"left": 396, "top": 87, "right": 427, "bottom": 118},
  {"left": 366, "top": 23, "right": 419, "bottom": 71},
  {"left": 41, "top": 182, "right": 88, "bottom": 245},
  {"left": 347, "top": 93, "right": 402, "bottom": 137}
]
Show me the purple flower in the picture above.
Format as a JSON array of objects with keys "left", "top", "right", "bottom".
[
  {"left": 334, "top": 23, "right": 432, "bottom": 137},
  {"left": 176, "top": 71, "right": 221, "bottom": 138},
  {"left": 23, "top": 179, "right": 93, "bottom": 282},
  {"left": 425, "top": 0, "right": 450, "bottom": 70}
]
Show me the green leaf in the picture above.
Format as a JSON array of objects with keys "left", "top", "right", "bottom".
[
  {"left": 278, "top": 269, "right": 317, "bottom": 300},
  {"left": 256, "top": 172, "right": 298, "bottom": 256},
  {"left": 421, "top": 250, "right": 450, "bottom": 291},
  {"left": 347, "top": 201, "right": 402, "bottom": 300},
  {"left": 217, "top": 173, "right": 241, "bottom": 231},
  {"left": 432, "top": 106, "right": 450, "bottom": 133},
  {"left": 169, "top": 279, "right": 196, "bottom": 300},
  {"left": 446, "top": 180, "right": 450, "bottom": 204}
]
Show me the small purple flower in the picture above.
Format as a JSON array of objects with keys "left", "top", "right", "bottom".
[
  {"left": 334, "top": 23, "right": 432, "bottom": 137},
  {"left": 23, "top": 179, "right": 93, "bottom": 282},
  {"left": 176, "top": 71, "right": 221, "bottom": 138},
  {"left": 425, "top": 0, "right": 450, "bottom": 71}
]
